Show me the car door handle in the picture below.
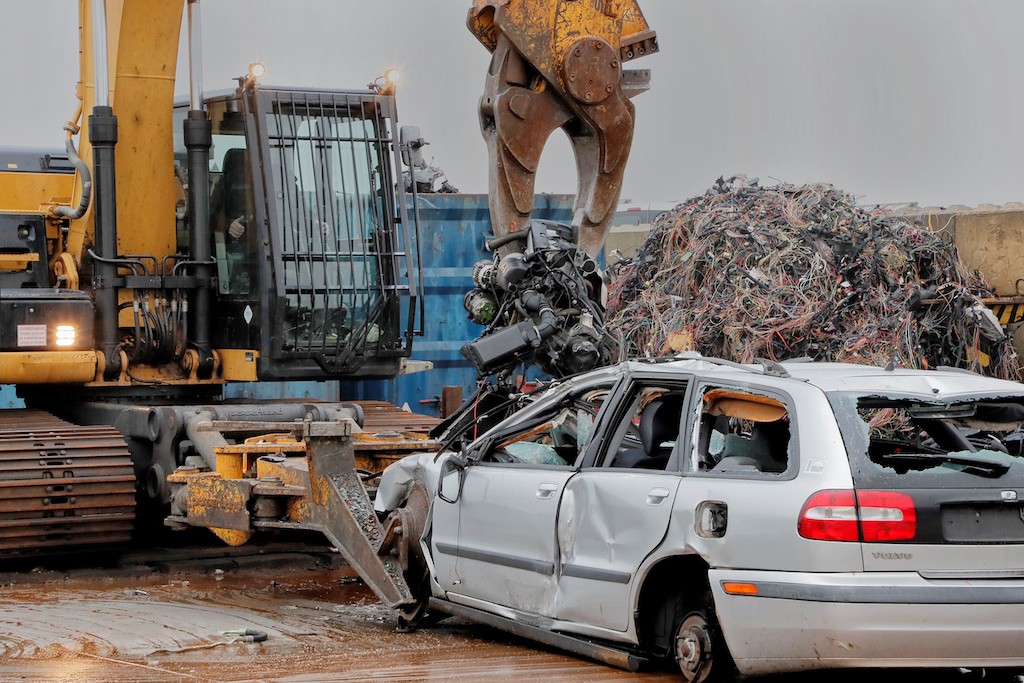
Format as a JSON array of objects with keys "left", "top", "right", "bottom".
[
  {"left": 536, "top": 483, "right": 559, "bottom": 500},
  {"left": 647, "top": 487, "right": 672, "bottom": 506}
]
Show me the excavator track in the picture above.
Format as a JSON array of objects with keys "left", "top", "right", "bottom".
[{"left": 0, "top": 410, "right": 136, "bottom": 561}]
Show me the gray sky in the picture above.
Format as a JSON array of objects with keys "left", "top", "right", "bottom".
[{"left": 2, "top": 1, "right": 1023, "bottom": 209}]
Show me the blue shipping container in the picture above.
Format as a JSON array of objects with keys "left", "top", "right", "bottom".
[{"left": 333, "top": 193, "right": 574, "bottom": 414}]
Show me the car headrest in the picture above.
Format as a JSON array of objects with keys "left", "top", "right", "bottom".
[
  {"left": 640, "top": 394, "right": 684, "bottom": 455},
  {"left": 721, "top": 433, "right": 770, "bottom": 462}
]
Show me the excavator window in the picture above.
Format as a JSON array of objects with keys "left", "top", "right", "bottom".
[
  {"left": 172, "top": 102, "right": 258, "bottom": 298},
  {"left": 263, "top": 97, "right": 391, "bottom": 355},
  {"left": 210, "top": 145, "right": 257, "bottom": 296}
]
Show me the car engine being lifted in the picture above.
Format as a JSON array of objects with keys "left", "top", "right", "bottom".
[
  {"left": 439, "top": 220, "right": 623, "bottom": 448},
  {"left": 461, "top": 219, "right": 623, "bottom": 382}
]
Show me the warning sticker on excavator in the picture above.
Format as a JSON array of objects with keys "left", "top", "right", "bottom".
[{"left": 16, "top": 324, "right": 46, "bottom": 347}]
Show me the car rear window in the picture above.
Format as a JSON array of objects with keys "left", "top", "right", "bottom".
[{"left": 828, "top": 392, "right": 1024, "bottom": 489}]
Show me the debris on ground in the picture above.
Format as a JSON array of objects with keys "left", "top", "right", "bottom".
[
  {"left": 146, "top": 629, "right": 269, "bottom": 656},
  {"left": 606, "top": 176, "right": 1020, "bottom": 379}
]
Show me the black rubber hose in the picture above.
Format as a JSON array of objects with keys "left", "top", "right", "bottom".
[
  {"left": 519, "top": 290, "right": 560, "bottom": 339},
  {"left": 486, "top": 231, "right": 528, "bottom": 252}
]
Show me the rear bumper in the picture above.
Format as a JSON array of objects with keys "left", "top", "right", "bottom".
[{"left": 710, "top": 569, "right": 1024, "bottom": 676}]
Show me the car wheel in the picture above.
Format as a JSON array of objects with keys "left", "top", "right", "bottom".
[
  {"left": 391, "top": 483, "right": 432, "bottom": 632},
  {"left": 673, "top": 602, "right": 735, "bottom": 683}
]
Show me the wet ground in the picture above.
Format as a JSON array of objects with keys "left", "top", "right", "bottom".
[
  {"left": 0, "top": 546, "right": 1016, "bottom": 683},
  {"left": 0, "top": 546, "right": 684, "bottom": 683}
]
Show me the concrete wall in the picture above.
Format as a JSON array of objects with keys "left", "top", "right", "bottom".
[
  {"left": 605, "top": 225, "right": 652, "bottom": 265},
  {"left": 934, "top": 209, "right": 1024, "bottom": 296}
]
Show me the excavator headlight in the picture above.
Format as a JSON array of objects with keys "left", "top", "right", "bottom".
[
  {"left": 371, "top": 68, "right": 401, "bottom": 95},
  {"left": 247, "top": 62, "right": 266, "bottom": 81},
  {"left": 55, "top": 325, "right": 77, "bottom": 347}
]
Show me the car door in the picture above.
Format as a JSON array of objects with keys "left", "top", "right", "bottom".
[
  {"left": 553, "top": 377, "right": 691, "bottom": 631},
  {"left": 431, "top": 378, "right": 615, "bottom": 615},
  {"left": 674, "top": 380, "right": 825, "bottom": 572},
  {"left": 432, "top": 463, "right": 573, "bottom": 613}
]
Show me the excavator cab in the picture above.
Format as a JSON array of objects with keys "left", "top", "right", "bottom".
[{"left": 174, "top": 87, "right": 421, "bottom": 380}]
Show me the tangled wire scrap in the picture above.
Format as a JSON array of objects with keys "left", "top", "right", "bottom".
[{"left": 606, "top": 175, "right": 1020, "bottom": 380}]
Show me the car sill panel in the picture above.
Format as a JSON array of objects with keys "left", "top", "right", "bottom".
[{"left": 428, "top": 598, "right": 646, "bottom": 672}]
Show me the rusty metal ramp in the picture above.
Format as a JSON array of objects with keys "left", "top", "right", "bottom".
[{"left": 0, "top": 410, "right": 136, "bottom": 560}]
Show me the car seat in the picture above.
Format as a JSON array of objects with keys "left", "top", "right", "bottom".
[
  {"left": 713, "top": 421, "right": 788, "bottom": 473},
  {"left": 613, "top": 394, "right": 683, "bottom": 469},
  {"left": 750, "top": 420, "right": 789, "bottom": 473},
  {"left": 714, "top": 433, "right": 770, "bottom": 471}
]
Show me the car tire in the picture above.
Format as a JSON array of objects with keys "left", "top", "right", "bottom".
[
  {"left": 672, "top": 593, "right": 736, "bottom": 683},
  {"left": 391, "top": 482, "right": 432, "bottom": 632}
]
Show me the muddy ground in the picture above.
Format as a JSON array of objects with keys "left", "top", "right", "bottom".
[
  {"left": 0, "top": 544, "right": 1012, "bottom": 683},
  {"left": 0, "top": 545, "right": 684, "bottom": 683}
]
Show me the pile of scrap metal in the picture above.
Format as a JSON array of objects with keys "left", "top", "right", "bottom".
[{"left": 606, "top": 175, "right": 1020, "bottom": 380}]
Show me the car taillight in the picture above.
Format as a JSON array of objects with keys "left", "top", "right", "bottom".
[
  {"left": 798, "top": 489, "right": 916, "bottom": 542},
  {"left": 857, "top": 490, "right": 917, "bottom": 542},
  {"left": 798, "top": 490, "right": 860, "bottom": 541}
]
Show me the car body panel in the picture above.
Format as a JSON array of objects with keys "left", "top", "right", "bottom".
[
  {"left": 433, "top": 464, "right": 574, "bottom": 614},
  {"left": 554, "top": 470, "right": 680, "bottom": 630},
  {"left": 709, "top": 568, "right": 1024, "bottom": 675},
  {"left": 672, "top": 377, "right": 867, "bottom": 573},
  {"left": 861, "top": 539, "right": 1024, "bottom": 573}
]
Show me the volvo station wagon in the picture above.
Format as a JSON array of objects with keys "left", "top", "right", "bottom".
[{"left": 375, "top": 356, "right": 1024, "bottom": 681}]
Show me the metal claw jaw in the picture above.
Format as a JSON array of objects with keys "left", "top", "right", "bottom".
[{"left": 469, "top": 0, "right": 657, "bottom": 258}]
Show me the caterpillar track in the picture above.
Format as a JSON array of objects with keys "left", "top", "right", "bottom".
[{"left": 0, "top": 410, "right": 136, "bottom": 561}]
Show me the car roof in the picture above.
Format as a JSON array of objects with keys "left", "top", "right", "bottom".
[{"left": 623, "top": 356, "right": 1024, "bottom": 399}]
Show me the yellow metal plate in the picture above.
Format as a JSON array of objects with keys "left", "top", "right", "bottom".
[{"left": 0, "top": 351, "right": 97, "bottom": 384}]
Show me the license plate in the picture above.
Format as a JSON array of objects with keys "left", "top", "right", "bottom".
[{"left": 942, "top": 504, "right": 1024, "bottom": 543}]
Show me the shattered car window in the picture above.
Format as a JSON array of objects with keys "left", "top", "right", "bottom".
[
  {"left": 830, "top": 392, "right": 1024, "bottom": 486},
  {"left": 484, "top": 389, "right": 608, "bottom": 467},
  {"left": 689, "top": 386, "right": 793, "bottom": 476}
]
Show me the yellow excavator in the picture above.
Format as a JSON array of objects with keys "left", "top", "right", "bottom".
[
  {"left": 0, "top": 0, "right": 432, "bottom": 560},
  {"left": 0, "top": 0, "right": 657, "bottom": 613}
]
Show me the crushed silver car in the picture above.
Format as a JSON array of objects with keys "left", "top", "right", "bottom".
[{"left": 375, "top": 356, "right": 1024, "bottom": 681}]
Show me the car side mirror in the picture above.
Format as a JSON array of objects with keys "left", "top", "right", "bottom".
[{"left": 437, "top": 454, "right": 467, "bottom": 504}]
